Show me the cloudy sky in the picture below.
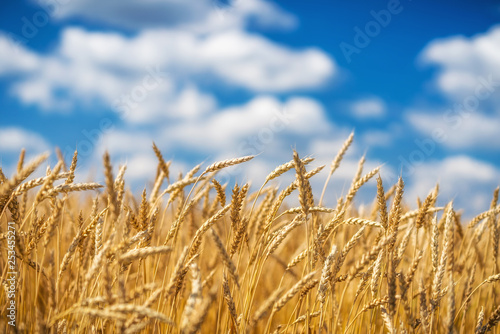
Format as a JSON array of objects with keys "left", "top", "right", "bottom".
[{"left": 1, "top": 0, "right": 500, "bottom": 216}]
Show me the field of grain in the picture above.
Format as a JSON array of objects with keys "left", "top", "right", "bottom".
[{"left": 1, "top": 134, "right": 500, "bottom": 333}]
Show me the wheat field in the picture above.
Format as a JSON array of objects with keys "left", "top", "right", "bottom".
[{"left": 1, "top": 134, "right": 500, "bottom": 333}]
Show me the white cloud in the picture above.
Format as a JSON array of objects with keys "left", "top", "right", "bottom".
[
  {"left": 309, "top": 136, "right": 359, "bottom": 166},
  {"left": 51, "top": 0, "right": 211, "bottom": 29},
  {"left": 84, "top": 130, "right": 158, "bottom": 185},
  {"left": 85, "top": 95, "right": 348, "bottom": 188},
  {"left": 221, "top": 0, "right": 298, "bottom": 30},
  {"left": 405, "top": 155, "right": 500, "bottom": 215},
  {"left": 407, "top": 110, "right": 500, "bottom": 150},
  {"left": 0, "top": 0, "right": 336, "bottom": 187},
  {"left": 420, "top": 25, "right": 500, "bottom": 100},
  {"left": 7, "top": 27, "right": 335, "bottom": 117},
  {"left": 410, "top": 25, "right": 500, "bottom": 152},
  {"left": 115, "top": 84, "right": 217, "bottom": 124},
  {"left": 0, "top": 34, "right": 40, "bottom": 74},
  {"left": 350, "top": 97, "right": 386, "bottom": 119},
  {"left": 49, "top": 0, "right": 296, "bottom": 31},
  {"left": 190, "top": 0, "right": 298, "bottom": 33},
  {"left": 100, "top": 130, "right": 155, "bottom": 155},
  {"left": 0, "top": 127, "right": 50, "bottom": 154},
  {"left": 196, "top": 30, "right": 334, "bottom": 91},
  {"left": 362, "top": 130, "right": 392, "bottom": 147},
  {"left": 119, "top": 153, "right": 158, "bottom": 183},
  {"left": 161, "top": 95, "right": 332, "bottom": 152}
]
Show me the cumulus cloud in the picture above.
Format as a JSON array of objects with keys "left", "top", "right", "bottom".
[
  {"left": 420, "top": 25, "right": 500, "bottom": 101},
  {"left": 405, "top": 155, "right": 500, "bottom": 215},
  {"left": 0, "top": 0, "right": 337, "bottom": 187},
  {"left": 407, "top": 110, "right": 500, "bottom": 150},
  {"left": 160, "top": 95, "right": 332, "bottom": 153},
  {"left": 195, "top": 30, "right": 334, "bottom": 91},
  {"left": 118, "top": 153, "right": 159, "bottom": 182},
  {"left": 0, "top": 34, "right": 40, "bottom": 75},
  {"left": 7, "top": 26, "right": 335, "bottom": 116},
  {"left": 48, "top": 0, "right": 296, "bottom": 31},
  {"left": 361, "top": 130, "right": 392, "bottom": 147},
  {"left": 349, "top": 97, "right": 386, "bottom": 119},
  {"left": 96, "top": 95, "right": 332, "bottom": 158},
  {"left": 50, "top": 0, "right": 210, "bottom": 29},
  {"left": 0, "top": 127, "right": 50, "bottom": 153},
  {"left": 410, "top": 25, "right": 500, "bottom": 152},
  {"left": 87, "top": 95, "right": 357, "bottom": 188},
  {"left": 100, "top": 130, "right": 155, "bottom": 155}
]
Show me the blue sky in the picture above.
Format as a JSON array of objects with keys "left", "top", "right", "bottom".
[{"left": 1, "top": 0, "right": 500, "bottom": 215}]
